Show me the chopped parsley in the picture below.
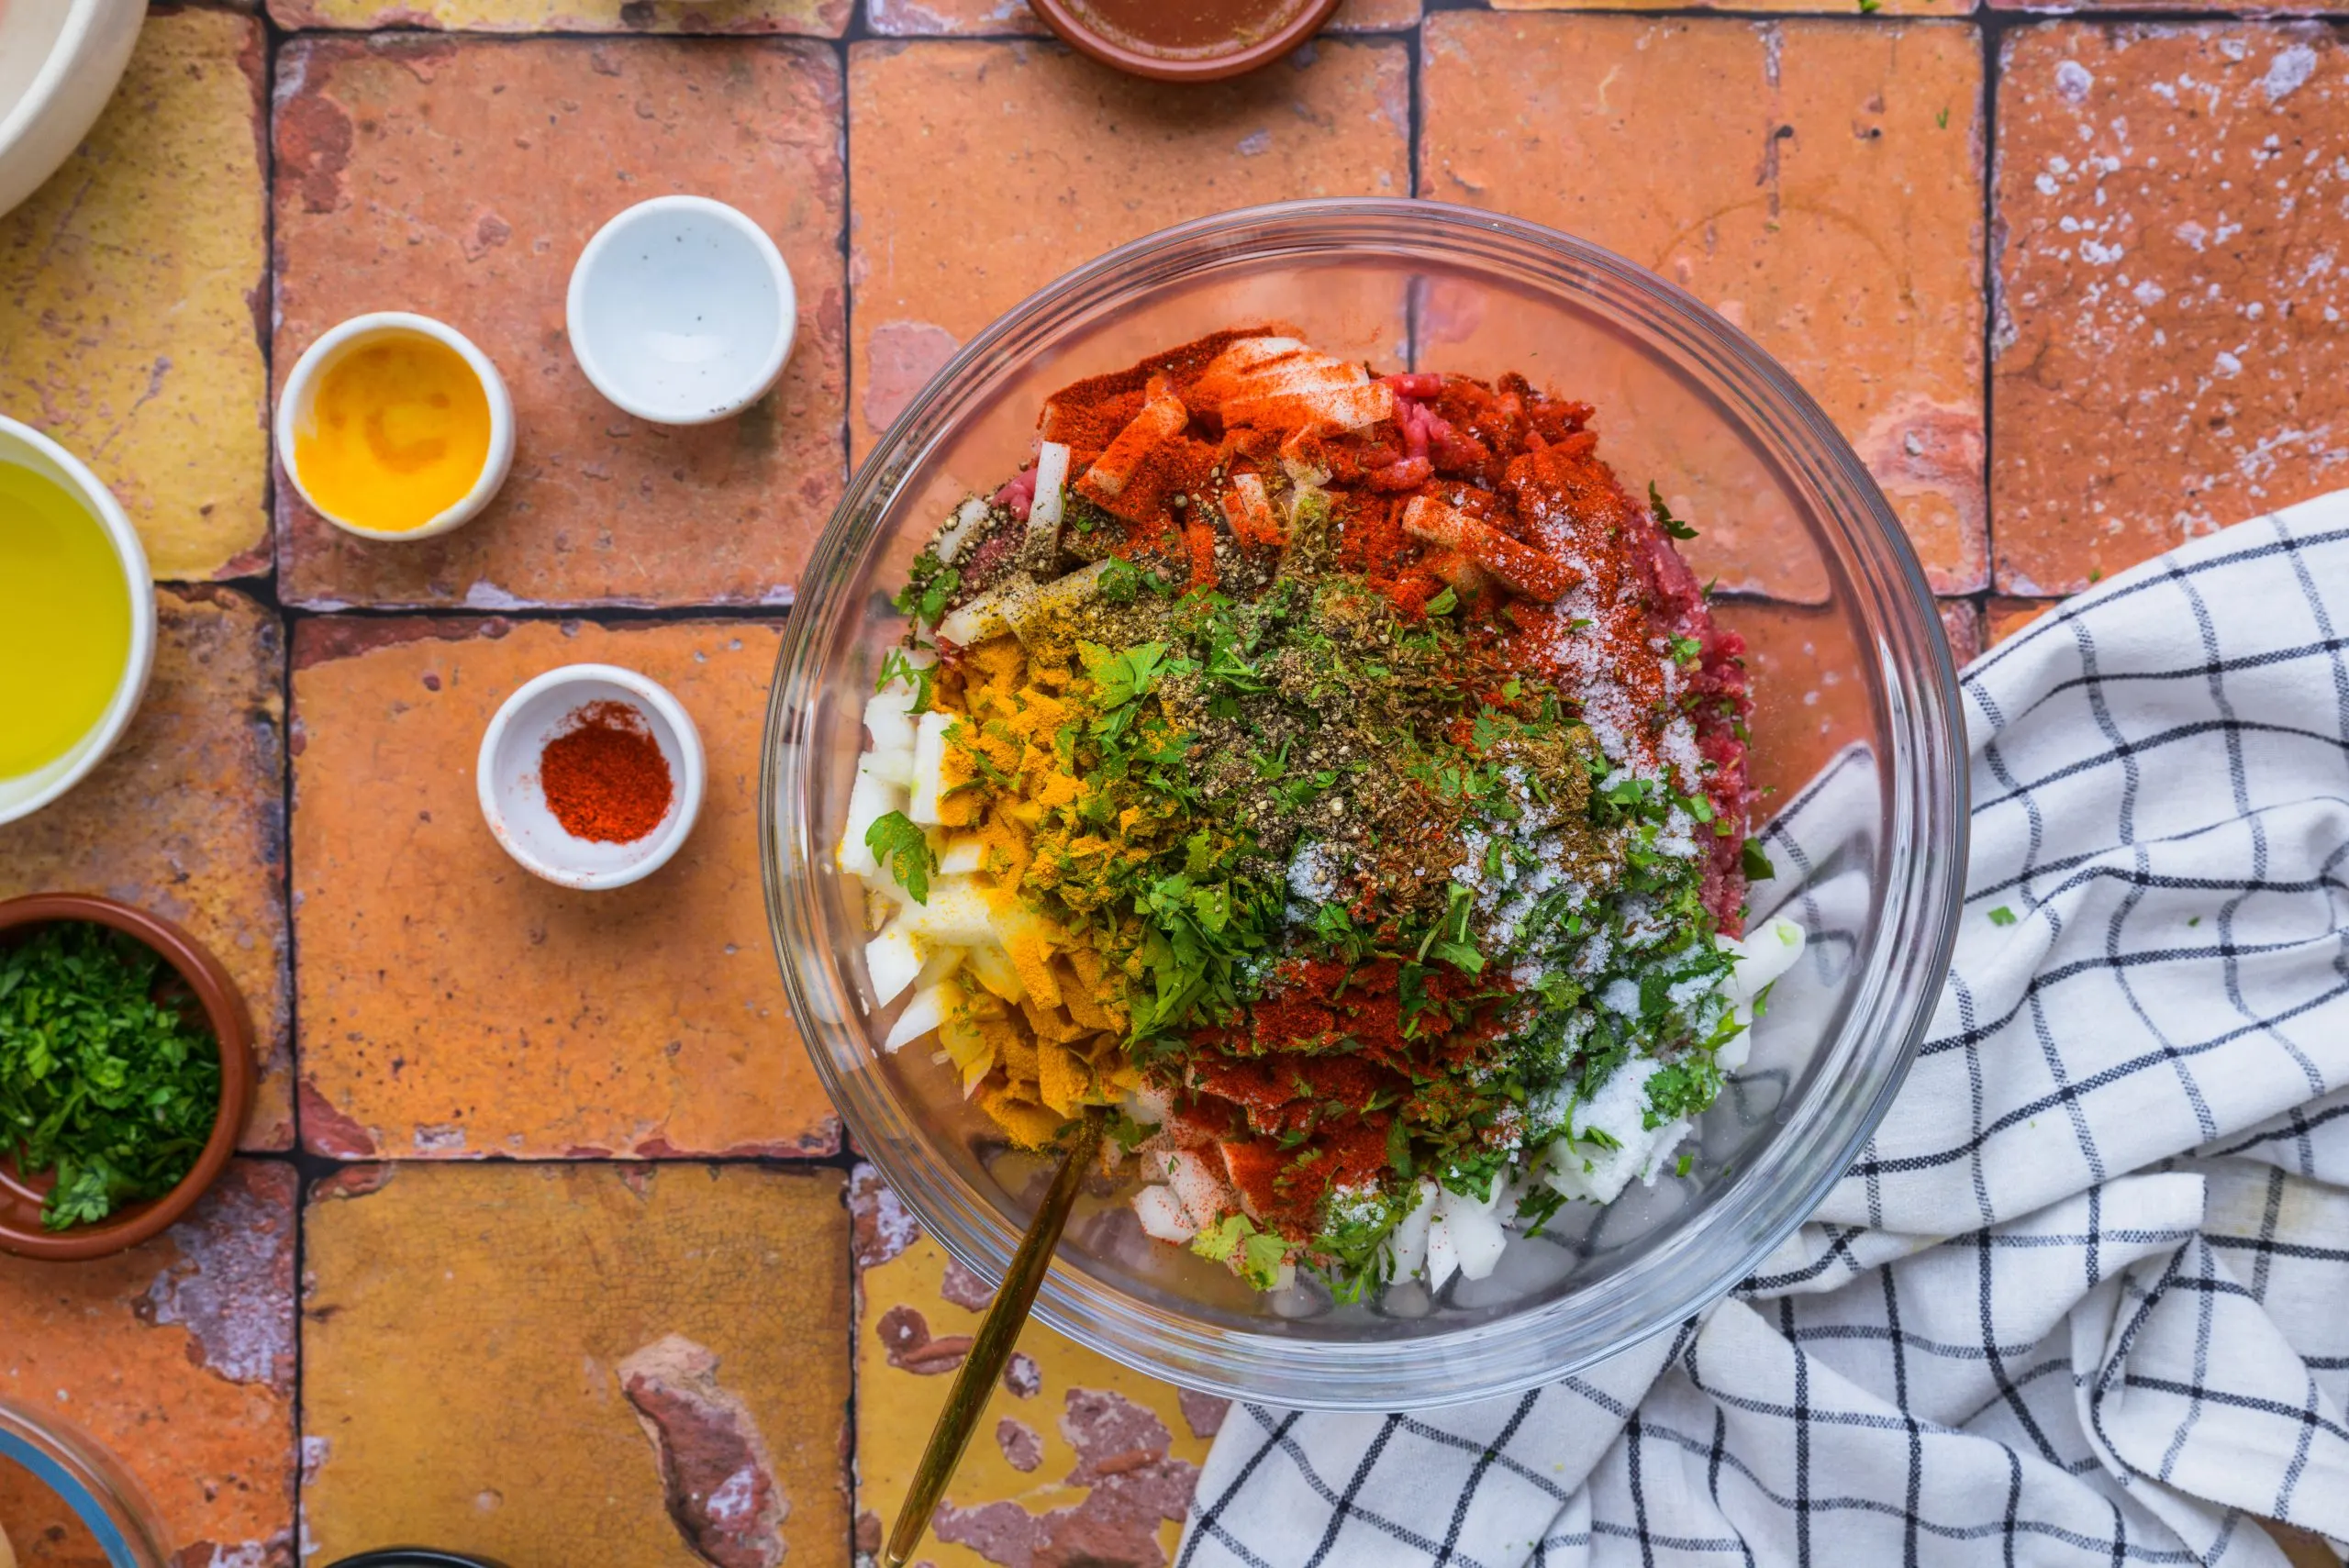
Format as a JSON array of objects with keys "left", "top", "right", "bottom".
[
  {"left": 1649, "top": 482, "right": 1699, "bottom": 541},
  {"left": 1190, "top": 1212, "right": 1288, "bottom": 1290},
  {"left": 865, "top": 811, "right": 935, "bottom": 905},
  {"left": 892, "top": 550, "right": 961, "bottom": 628},
  {"left": 0, "top": 923, "right": 223, "bottom": 1230},
  {"left": 876, "top": 648, "right": 936, "bottom": 714}
]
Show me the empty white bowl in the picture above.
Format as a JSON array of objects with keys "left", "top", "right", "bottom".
[
  {"left": 565, "top": 195, "right": 796, "bottom": 426},
  {"left": 476, "top": 663, "right": 705, "bottom": 891},
  {"left": 0, "top": 416, "right": 155, "bottom": 827},
  {"left": 275, "top": 311, "right": 516, "bottom": 542}
]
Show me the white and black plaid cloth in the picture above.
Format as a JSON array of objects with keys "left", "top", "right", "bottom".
[{"left": 1177, "top": 492, "right": 2349, "bottom": 1567}]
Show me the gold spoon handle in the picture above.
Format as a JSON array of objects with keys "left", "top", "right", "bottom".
[{"left": 884, "top": 1109, "right": 1105, "bottom": 1568}]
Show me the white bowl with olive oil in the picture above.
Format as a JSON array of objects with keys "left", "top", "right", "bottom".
[{"left": 0, "top": 417, "right": 154, "bottom": 826}]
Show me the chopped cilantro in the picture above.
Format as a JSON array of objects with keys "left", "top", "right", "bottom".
[
  {"left": 875, "top": 648, "right": 936, "bottom": 715},
  {"left": 1106, "top": 1111, "right": 1152, "bottom": 1153},
  {"left": 1514, "top": 1182, "right": 1567, "bottom": 1238},
  {"left": 1099, "top": 556, "right": 1171, "bottom": 605},
  {"left": 0, "top": 923, "right": 223, "bottom": 1230},
  {"left": 1741, "top": 838, "right": 1776, "bottom": 882},
  {"left": 1424, "top": 584, "right": 1459, "bottom": 617},
  {"left": 1644, "top": 1057, "right": 1721, "bottom": 1128},
  {"left": 1190, "top": 1212, "right": 1287, "bottom": 1289},
  {"left": 864, "top": 811, "right": 934, "bottom": 905},
  {"left": 1987, "top": 906, "right": 2018, "bottom": 927},
  {"left": 1080, "top": 639, "right": 1178, "bottom": 712},
  {"left": 1649, "top": 482, "right": 1699, "bottom": 541},
  {"left": 891, "top": 552, "right": 960, "bottom": 628}
]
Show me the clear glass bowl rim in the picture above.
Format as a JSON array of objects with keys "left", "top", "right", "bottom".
[{"left": 761, "top": 197, "right": 1967, "bottom": 1409}]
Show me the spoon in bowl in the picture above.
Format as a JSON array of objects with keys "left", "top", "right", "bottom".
[{"left": 884, "top": 1107, "right": 1108, "bottom": 1568}]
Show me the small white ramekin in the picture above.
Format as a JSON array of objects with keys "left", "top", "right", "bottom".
[
  {"left": 476, "top": 663, "right": 706, "bottom": 892},
  {"left": 0, "top": 416, "right": 155, "bottom": 827},
  {"left": 566, "top": 195, "right": 796, "bottom": 427},
  {"left": 274, "top": 311, "right": 515, "bottom": 541}
]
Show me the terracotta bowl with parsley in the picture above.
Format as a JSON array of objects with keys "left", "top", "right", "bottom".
[{"left": 0, "top": 894, "right": 254, "bottom": 1261}]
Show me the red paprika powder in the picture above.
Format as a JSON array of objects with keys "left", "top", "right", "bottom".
[{"left": 539, "top": 700, "right": 674, "bottom": 843}]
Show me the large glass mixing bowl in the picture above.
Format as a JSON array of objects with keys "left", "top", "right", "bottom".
[{"left": 761, "top": 200, "right": 1965, "bottom": 1409}]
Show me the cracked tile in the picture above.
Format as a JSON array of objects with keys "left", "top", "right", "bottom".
[
  {"left": 0, "top": 1162, "right": 296, "bottom": 1568},
  {"left": 850, "top": 1165, "right": 1219, "bottom": 1568},
  {"left": 301, "top": 1162, "right": 847, "bottom": 1566}
]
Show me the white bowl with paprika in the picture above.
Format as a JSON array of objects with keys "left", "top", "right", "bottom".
[{"left": 476, "top": 663, "right": 704, "bottom": 891}]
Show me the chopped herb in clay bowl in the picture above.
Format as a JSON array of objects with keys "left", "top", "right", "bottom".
[
  {"left": 0, "top": 894, "right": 254, "bottom": 1260},
  {"left": 760, "top": 200, "right": 1966, "bottom": 1409}
]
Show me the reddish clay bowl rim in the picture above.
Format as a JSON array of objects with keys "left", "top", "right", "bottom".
[
  {"left": 0, "top": 894, "right": 254, "bottom": 1261},
  {"left": 1026, "top": 0, "right": 1342, "bottom": 83}
]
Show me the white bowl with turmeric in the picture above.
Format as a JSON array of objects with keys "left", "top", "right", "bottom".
[{"left": 275, "top": 311, "right": 515, "bottom": 541}]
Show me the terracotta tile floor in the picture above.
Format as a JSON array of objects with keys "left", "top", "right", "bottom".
[{"left": 3, "top": 4, "right": 2343, "bottom": 1566}]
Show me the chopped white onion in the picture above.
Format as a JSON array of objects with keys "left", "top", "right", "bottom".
[
  {"left": 839, "top": 769, "right": 905, "bottom": 878},
  {"left": 1385, "top": 1179, "right": 1439, "bottom": 1282},
  {"left": 934, "top": 496, "right": 991, "bottom": 565},
  {"left": 865, "top": 925, "right": 924, "bottom": 1006},
  {"left": 864, "top": 688, "right": 919, "bottom": 754},
  {"left": 1543, "top": 1057, "right": 1690, "bottom": 1207},
  {"left": 935, "top": 589, "right": 1013, "bottom": 648},
  {"left": 1437, "top": 1182, "right": 1508, "bottom": 1283},
  {"left": 1022, "top": 441, "right": 1072, "bottom": 570},
  {"left": 1158, "top": 1150, "right": 1231, "bottom": 1233},
  {"left": 859, "top": 747, "right": 915, "bottom": 792},
  {"left": 884, "top": 981, "right": 955, "bottom": 1052},
  {"left": 1427, "top": 1208, "right": 1460, "bottom": 1293},
  {"left": 1716, "top": 915, "right": 1807, "bottom": 1070},
  {"left": 895, "top": 877, "right": 996, "bottom": 948},
  {"left": 908, "top": 712, "right": 953, "bottom": 824},
  {"left": 938, "top": 837, "right": 985, "bottom": 876},
  {"left": 965, "top": 939, "right": 1024, "bottom": 1003},
  {"left": 1006, "top": 559, "right": 1111, "bottom": 646},
  {"left": 1722, "top": 915, "right": 1806, "bottom": 1016},
  {"left": 1132, "top": 1184, "right": 1197, "bottom": 1243}
]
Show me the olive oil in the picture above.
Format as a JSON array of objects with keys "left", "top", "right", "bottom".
[{"left": 0, "top": 462, "right": 132, "bottom": 779}]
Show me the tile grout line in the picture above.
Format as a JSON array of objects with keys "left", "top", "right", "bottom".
[
  {"left": 834, "top": 14, "right": 863, "bottom": 1562},
  {"left": 1979, "top": 4, "right": 2009, "bottom": 617},
  {"left": 245, "top": 10, "right": 318, "bottom": 1562}
]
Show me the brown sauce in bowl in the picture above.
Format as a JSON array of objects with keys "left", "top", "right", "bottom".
[{"left": 1060, "top": 0, "right": 1318, "bottom": 60}]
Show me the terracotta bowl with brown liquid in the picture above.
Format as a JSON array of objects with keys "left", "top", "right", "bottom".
[{"left": 1028, "top": 0, "right": 1342, "bottom": 83}]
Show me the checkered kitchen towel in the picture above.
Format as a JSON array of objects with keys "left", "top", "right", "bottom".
[{"left": 1177, "top": 490, "right": 2349, "bottom": 1568}]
